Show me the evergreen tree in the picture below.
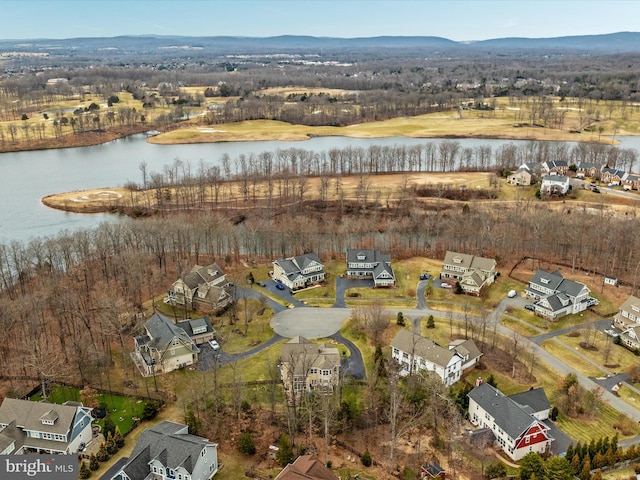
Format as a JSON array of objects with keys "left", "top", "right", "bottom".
[
  {"left": 238, "top": 432, "right": 256, "bottom": 455},
  {"left": 625, "top": 444, "right": 637, "bottom": 461},
  {"left": 604, "top": 446, "right": 615, "bottom": 467},
  {"left": 113, "top": 426, "right": 125, "bottom": 449},
  {"left": 570, "top": 454, "right": 581, "bottom": 475},
  {"left": 426, "top": 314, "right": 435, "bottom": 329},
  {"left": 96, "top": 442, "right": 109, "bottom": 462},
  {"left": 396, "top": 312, "right": 404, "bottom": 326},
  {"left": 103, "top": 416, "right": 116, "bottom": 438},
  {"left": 106, "top": 431, "right": 118, "bottom": 455},
  {"left": 79, "top": 460, "right": 91, "bottom": 479},
  {"left": 89, "top": 453, "right": 99, "bottom": 471},
  {"left": 564, "top": 444, "right": 574, "bottom": 464},
  {"left": 185, "top": 409, "right": 200, "bottom": 436},
  {"left": 361, "top": 450, "right": 372, "bottom": 467},
  {"left": 591, "top": 470, "right": 603, "bottom": 480},
  {"left": 276, "top": 434, "right": 294, "bottom": 467},
  {"left": 579, "top": 456, "right": 591, "bottom": 480}
]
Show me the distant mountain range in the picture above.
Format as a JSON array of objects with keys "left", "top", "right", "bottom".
[{"left": 2, "top": 32, "right": 640, "bottom": 54}]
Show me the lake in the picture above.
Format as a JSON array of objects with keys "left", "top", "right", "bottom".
[{"left": 1, "top": 134, "right": 639, "bottom": 245}]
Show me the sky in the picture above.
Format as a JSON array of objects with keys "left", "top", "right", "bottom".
[{"left": 0, "top": 0, "right": 639, "bottom": 41}]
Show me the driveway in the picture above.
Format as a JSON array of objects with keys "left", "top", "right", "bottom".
[
  {"left": 250, "top": 280, "right": 306, "bottom": 308},
  {"left": 330, "top": 332, "right": 366, "bottom": 380},
  {"left": 334, "top": 276, "right": 375, "bottom": 307},
  {"left": 197, "top": 333, "right": 284, "bottom": 371},
  {"left": 544, "top": 420, "right": 574, "bottom": 456}
]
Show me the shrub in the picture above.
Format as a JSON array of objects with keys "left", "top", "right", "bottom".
[
  {"left": 361, "top": 450, "right": 372, "bottom": 467},
  {"left": 142, "top": 401, "right": 160, "bottom": 420}
]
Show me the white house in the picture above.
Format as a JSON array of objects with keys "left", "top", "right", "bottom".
[
  {"left": 541, "top": 174, "right": 570, "bottom": 195},
  {"left": 0, "top": 398, "right": 93, "bottom": 454},
  {"left": 390, "top": 329, "right": 481, "bottom": 386},
  {"left": 468, "top": 381, "right": 553, "bottom": 461},
  {"left": 272, "top": 253, "right": 325, "bottom": 290},
  {"left": 346, "top": 249, "right": 395, "bottom": 287},
  {"left": 526, "top": 269, "right": 592, "bottom": 320},
  {"left": 111, "top": 421, "right": 218, "bottom": 480}
]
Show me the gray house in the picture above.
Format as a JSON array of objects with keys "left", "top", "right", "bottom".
[
  {"left": 111, "top": 421, "right": 218, "bottom": 480},
  {"left": 346, "top": 249, "right": 395, "bottom": 287},
  {"left": 526, "top": 269, "right": 592, "bottom": 320}
]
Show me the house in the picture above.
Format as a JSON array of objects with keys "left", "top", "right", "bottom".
[
  {"left": 540, "top": 174, "right": 570, "bottom": 195},
  {"left": 541, "top": 160, "right": 569, "bottom": 175},
  {"left": 390, "top": 329, "right": 481, "bottom": 386},
  {"left": 0, "top": 398, "right": 93, "bottom": 454},
  {"left": 576, "top": 162, "right": 604, "bottom": 179},
  {"left": 440, "top": 251, "right": 497, "bottom": 295},
  {"left": 275, "top": 454, "right": 338, "bottom": 480},
  {"left": 613, "top": 296, "right": 640, "bottom": 349},
  {"left": 507, "top": 166, "right": 534, "bottom": 186},
  {"left": 525, "top": 269, "right": 592, "bottom": 320},
  {"left": 132, "top": 313, "right": 200, "bottom": 376},
  {"left": 280, "top": 336, "right": 341, "bottom": 399},
  {"left": 600, "top": 167, "right": 627, "bottom": 185},
  {"left": 623, "top": 174, "right": 640, "bottom": 190},
  {"left": 421, "top": 461, "right": 446, "bottom": 479},
  {"left": 168, "top": 263, "right": 232, "bottom": 312},
  {"left": 176, "top": 317, "right": 216, "bottom": 346},
  {"left": 468, "top": 381, "right": 553, "bottom": 461},
  {"left": 110, "top": 421, "right": 218, "bottom": 480},
  {"left": 346, "top": 249, "right": 395, "bottom": 287},
  {"left": 273, "top": 253, "right": 325, "bottom": 290}
]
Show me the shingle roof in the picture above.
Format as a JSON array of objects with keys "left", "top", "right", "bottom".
[
  {"left": 530, "top": 269, "right": 564, "bottom": 291},
  {"left": 0, "top": 398, "right": 77, "bottom": 436},
  {"left": 281, "top": 337, "right": 340, "bottom": 375},
  {"left": 176, "top": 317, "right": 214, "bottom": 337},
  {"left": 121, "top": 421, "right": 216, "bottom": 480},
  {"left": 620, "top": 295, "right": 640, "bottom": 315},
  {"left": 275, "top": 455, "right": 339, "bottom": 480},
  {"left": 468, "top": 382, "right": 545, "bottom": 440},
  {"left": 391, "top": 329, "right": 459, "bottom": 368},
  {"left": 143, "top": 313, "right": 196, "bottom": 351},
  {"left": 508, "top": 388, "right": 551, "bottom": 415}
]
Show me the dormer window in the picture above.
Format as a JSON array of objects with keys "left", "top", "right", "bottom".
[
  {"left": 453, "top": 257, "right": 462, "bottom": 264},
  {"left": 632, "top": 305, "right": 640, "bottom": 313},
  {"left": 357, "top": 253, "right": 366, "bottom": 260},
  {"left": 540, "top": 278, "right": 550, "bottom": 284},
  {"left": 40, "top": 410, "right": 58, "bottom": 425}
]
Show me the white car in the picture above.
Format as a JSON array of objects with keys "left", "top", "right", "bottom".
[
  {"left": 209, "top": 340, "right": 220, "bottom": 351},
  {"left": 507, "top": 290, "right": 517, "bottom": 298}
]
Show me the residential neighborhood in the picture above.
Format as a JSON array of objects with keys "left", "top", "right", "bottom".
[{"left": 346, "top": 249, "right": 396, "bottom": 287}]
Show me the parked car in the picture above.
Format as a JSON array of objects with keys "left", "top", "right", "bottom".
[
  {"left": 441, "top": 283, "right": 452, "bottom": 289},
  {"left": 507, "top": 290, "right": 517, "bottom": 298},
  {"left": 604, "top": 329, "right": 619, "bottom": 338},
  {"left": 276, "top": 282, "right": 285, "bottom": 290},
  {"left": 420, "top": 273, "right": 431, "bottom": 280},
  {"left": 524, "top": 304, "right": 536, "bottom": 312},
  {"left": 209, "top": 340, "right": 220, "bottom": 350}
]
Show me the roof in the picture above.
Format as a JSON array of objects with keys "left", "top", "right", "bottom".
[
  {"left": 391, "top": 329, "right": 459, "bottom": 368},
  {"left": 176, "top": 317, "right": 214, "bottom": 337},
  {"left": 143, "top": 313, "right": 197, "bottom": 352},
  {"left": 529, "top": 269, "right": 564, "bottom": 291},
  {"left": 620, "top": 295, "right": 640, "bottom": 315},
  {"left": 0, "top": 398, "right": 79, "bottom": 437},
  {"left": 275, "top": 455, "right": 339, "bottom": 480},
  {"left": 281, "top": 337, "right": 340, "bottom": 375},
  {"left": 422, "top": 462, "right": 445, "bottom": 477},
  {"left": 120, "top": 421, "right": 216, "bottom": 480},
  {"left": 451, "top": 339, "right": 482, "bottom": 363},
  {"left": 508, "top": 388, "right": 551, "bottom": 414},
  {"left": 468, "top": 382, "right": 547, "bottom": 441},
  {"left": 180, "top": 263, "right": 226, "bottom": 289},
  {"left": 542, "top": 174, "right": 569, "bottom": 183},
  {"left": 346, "top": 249, "right": 390, "bottom": 265},
  {"left": 443, "top": 251, "right": 496, "bottom": 272}
]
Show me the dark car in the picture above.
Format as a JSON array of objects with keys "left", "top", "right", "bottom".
[
  {"left": 276, "top": 282, "right": 285, "bottom": 290},
  {"left": 420, "top": 273, "right": 431, "bottom": 280},
  {"left": 524, "top": 304, "right": 536, "bottom": 312}
]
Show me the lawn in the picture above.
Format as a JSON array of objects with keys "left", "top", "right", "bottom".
[
  {"left": 500, "top": 315, "right": 542, "bottom": 337},
  {"left": 30, "top": 385, "right": 149, "bottom": 436},
  {"left": 556, "top": 403, "right": 640, "bottom": 443},
  {"left": 559, "top": 330, "right": 635, "bottom": 374},
  {"left": 540, "top": 339, "right": 605, "bottom": 378}
]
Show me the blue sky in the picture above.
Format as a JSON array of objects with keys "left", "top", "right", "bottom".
[{"left": 1, "top": 0, "right": 639, "bottom": 41}]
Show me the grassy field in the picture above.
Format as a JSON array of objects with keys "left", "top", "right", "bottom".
[{"left": 541, "top": 339, "right": 605, "bottom": 378}]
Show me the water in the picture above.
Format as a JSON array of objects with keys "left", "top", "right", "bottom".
[{"left": 0, "top": 134, "right": 637, "bottom": 245}]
